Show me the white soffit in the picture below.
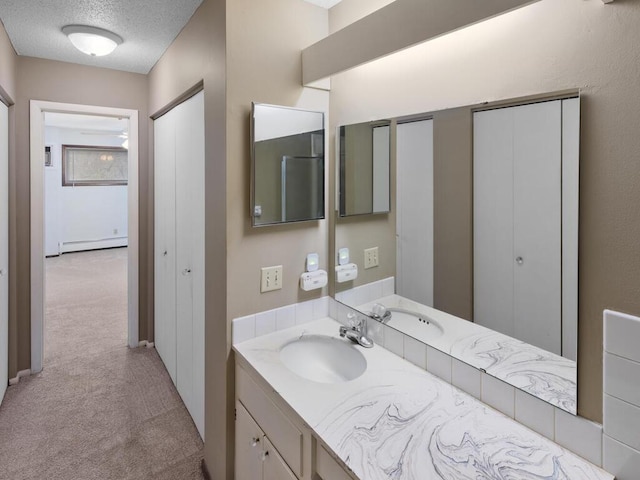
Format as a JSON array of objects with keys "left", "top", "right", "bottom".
[
  {"left": 0, "top": 0, "right": 203, "bottom": 74},
  {"left": 45, "top": 113, "right": 127, "bottom": 133},
  {"left": 303, "top": 0, "right": 344, "bottom": 8},
  {"left": 302, "top": 0, "right": 542, "bottom": 85}
]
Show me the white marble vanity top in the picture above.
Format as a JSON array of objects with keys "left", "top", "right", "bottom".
[
  {"left": 233, "top": 317, "right": 612, "bottom": 480},
  {"left": 358, "top": 294, "right": 577, "bottom": 413}
]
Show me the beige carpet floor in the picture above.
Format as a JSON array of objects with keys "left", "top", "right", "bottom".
[{"left": 0, "top": 248, "right": 204, "bottom": 480}]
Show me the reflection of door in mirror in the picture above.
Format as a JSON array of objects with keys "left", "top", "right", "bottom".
[
  {"left": 396, "top": 119, "right": 433, "bottom": 307},
  {"left": 474, "top": 98, "right": 579, "bottom": 359},
  {"left": 281, "top": 156, "right": 323, "bottom": 223}
]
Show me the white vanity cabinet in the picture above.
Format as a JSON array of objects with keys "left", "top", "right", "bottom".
[
  {"left": 154, "top": 90, "right": 205, "bottom": 438},
  {"left": 236, "top": 402, "right": 298, "bottom": 480},
  {"left": 235, "top": 363, "right": 359, "bottom": 480}
]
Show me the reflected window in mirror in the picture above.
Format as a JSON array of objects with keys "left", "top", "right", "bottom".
[
  {"left": 251, "top": 103, "right": 325, "bottom": 227},
  {"left": 339, "top": 121, "right": 391, "bottom": 217}
]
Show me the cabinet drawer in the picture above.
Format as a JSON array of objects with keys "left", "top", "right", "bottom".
[
  {"left": 316, "top": 444, "right": 354, "bottom": 480},
  {"left": 237, "top": 366, "right": 303, "bottom": 477}
]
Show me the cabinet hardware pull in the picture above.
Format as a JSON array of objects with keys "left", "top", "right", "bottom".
[
  {"left": 261, "top": 451, "right": 269, "bottom": 461},
  {"left": 251, "top": 437, "right": 260, "bottom": 447},
  {"left": 182, "top": 268, "right": 192, "bottom": 275},
  {"left": 163, "top": 250, "right": 167, "bottom": 256}
]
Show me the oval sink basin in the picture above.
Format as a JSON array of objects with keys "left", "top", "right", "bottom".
[
  {"left": 386, "top": 307, "right": 444, "bottom": 343},
  {"left": 280, "top": 335, "right": 367, "bottom": 384}
]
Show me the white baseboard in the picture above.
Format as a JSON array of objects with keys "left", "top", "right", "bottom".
[
  {"left": 60, "top": 237, "right": 128, "bottom": 254},
  {"left": 9, "top": 369, "right": 31, "bottom": 386},
  {"left": 138, "top": 340, "right": 155, "bottom": 348}
]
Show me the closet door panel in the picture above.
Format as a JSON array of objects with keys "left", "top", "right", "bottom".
[
  {"left": 0, "top": 102, "right": 8, "bottom": 405},
  {"left": 396, "top": 119, "right": 434, "bottom": 307},
  {"left": 174, "top": 91, "right": 205, "bottom": 438},
  {"left": 154, "top": 111, "right": 177, "bottom": 383},
  {"left": 513, "top": 101, "right": 562, "bottom": 354},
  {"left": 473, "top": 108, "right": 515, "bottom": 336}
]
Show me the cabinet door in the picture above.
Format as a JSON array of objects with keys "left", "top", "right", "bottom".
[
  {"left": 154, "top": 110, "right": 177, "bottom": 384},
  {"left": 236, "top": 402, "right": 265, "bottom": 480},
  {"left": 174, "top": 91, "right": 205, "bottom": 438},
  {"left": 0, "top": 102, "right": 8, "bottom": 405},
  {"left": 263, "top": 436, "right": 298, "bottom": 480}
]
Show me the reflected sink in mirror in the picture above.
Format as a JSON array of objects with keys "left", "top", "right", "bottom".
[
  {"left": 384, "top": 307, "right": 444, "bottom": 343},
  {"left": 279, "top": 335, "right": 367, "bottom": 384}
]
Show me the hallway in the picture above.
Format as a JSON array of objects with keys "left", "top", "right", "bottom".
[{"left": 0, "top": 249, "right": 204, "bottom": 480}]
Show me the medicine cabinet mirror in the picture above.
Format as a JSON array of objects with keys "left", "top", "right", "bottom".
[
  {"left": 333, "top": 94, "right": 580, "bottom": 415},
  {"left": 251, "top": 103, "right": 325, "bottom": 227},
  {"left": 338, "top": 120, "right": 391, "bottom": 217}
]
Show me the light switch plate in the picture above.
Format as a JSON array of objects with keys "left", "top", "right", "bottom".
[
  {"left": 364, "top": 247, "right": 379, "bottom": 269},
  {"left": 261, "top": 265, "right": 283, "bottom": 293}
]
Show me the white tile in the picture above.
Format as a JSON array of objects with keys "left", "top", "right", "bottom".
[
  {"left": 604, "top": 435, "right": 640, "bottom": 480},
  {"left": 295, "top": 300, "right": 314, "bottom": 325},
  {"left": 515, "top": 390, "right": 555, "bottom": 440},
  {"left": 555, "top": 409, "right": 603, "bottom": 466},
  {"left": 383, "top": 326, "right": 404, "bottom": 357},
  {"left": 365, "top": 280, "right": 383, "bottom": 304},
  {"left": 232, "top": 315, "right": 255, "bottom": 345},
  {"left": 481, "top": 373, "right": 515, "bottom": 418},
  {"left": 426, "top": 346, "right": 452, "bottom": 383},
  {"left": 604, "top": 394, "right": 640, "bottom": 451},
  {"left": 368, "top": 318, "right": 384, "bottom": 346},
  {"left": 452, "top": 359, "right": 481, "bottom": 399},
  {"left": 335, "top": 303, "right": 351, "bottom": 326},
  {"left": 255, "top": 310, "right": 276, "bottom": 337},
  {"left": 313, "top": 296, "right": 330, "bottom": 319},
  {"left": 275, "top": 305, "right": 296, "bottom": 331},
  {"left": 381, "top": 277, "right": 395, "bottom": 297},
  {"left": 329, "top": 298, "right": 338, "bottom": 320},
  {"left": 604, "top": 352, "right": 640, "bottom": 407},
  {"left": 403, "top": 336, "right": 427, "bottom": 370},
  {"left": 604, "top": 309, "right": 640, "bottom": 362}
]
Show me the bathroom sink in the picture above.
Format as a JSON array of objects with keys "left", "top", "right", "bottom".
[
  {"left": 279, "top": 335, "right": 367, "bottom": 384},
  {"left": 386, "top": 307, "right": 444, "bottom": 342}
]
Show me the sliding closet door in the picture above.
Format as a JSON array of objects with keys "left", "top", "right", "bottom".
[
  {"left": 154, "top": 111, "right": 177, "bottom": 383},
  {"left": 474, "top": 100, "right": 562, "bottom": 354},
  {"left": 396, "top": 119, "right": 434, "bottom": 306},
  {"left": 0, "top": 102, "right": 8, "bottom": 405},
  {"left": 174, "top": 91, "right": 205, "bottom": 439}
]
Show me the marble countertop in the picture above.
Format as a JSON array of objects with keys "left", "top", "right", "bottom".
[
  {"left": 357, "top": 294, "right": 577, "bottom": 414},
  {"left": 233, "top": 317, "right": 611, "bottom": 480}
]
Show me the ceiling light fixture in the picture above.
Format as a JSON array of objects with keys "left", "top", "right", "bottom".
[{"left": 62, "top": 25, "right": 123, "bottom": 57}]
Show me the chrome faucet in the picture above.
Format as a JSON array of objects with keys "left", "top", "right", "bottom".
[
  {"left": 339, "top": 315, "right": 374, "bottom": 348},
  {"left": 369, "top": 303, "right": 392, "bottom": 324}
]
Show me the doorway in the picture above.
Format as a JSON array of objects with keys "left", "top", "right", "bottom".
[
  {"left": 30, "top": 101, "right": 139, "bottom": 373},
  {"left": 42, "top": 112, "right": 130, "bottom": 366}
]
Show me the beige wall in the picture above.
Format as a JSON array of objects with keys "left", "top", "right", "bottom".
[
  {"left": 147, "top": 0, "right": 228, "bottom": 476},
  {"left": 0, "top": 21, "right": 17, "bottom": 381},
  {"left": 0, "top": 21, "right": 16, "bottom": 101},
  {"left": 226, "top": 0, "right": 329, "bottom": 322},
  {"left": 10, "top": 57, "right": 149, "bottom": 377},
  {"left": 329, "top": 0, "right": 640, "bottom": 423}
]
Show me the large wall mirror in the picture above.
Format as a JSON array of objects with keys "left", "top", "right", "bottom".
[
  {"left": 251, "top": 103, "right": 325, "bottom": 227},
  {"left": 333, "top": 94, "right": 580, "bottom": 415}
]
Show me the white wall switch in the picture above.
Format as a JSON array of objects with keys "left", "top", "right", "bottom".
[
  {"left": 261, "top": 265, "right": 283, "bottom": 293},
  {"left": 364, "top": 247, "right": 379, "bottom": 269}
]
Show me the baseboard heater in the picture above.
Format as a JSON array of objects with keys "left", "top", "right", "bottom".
[{"left": 59, "top": 236, "right": 128, "bottom": 254}]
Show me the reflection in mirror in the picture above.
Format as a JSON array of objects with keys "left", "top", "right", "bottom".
[
  {"left": 339, "top": 121, "right": 390, "bottom": 217},
  {"left": 333, "top": 96, "right": 580, "bottom": 415},
  {"left": 251, "top": 103, "right": 325, "bottom": 226}
]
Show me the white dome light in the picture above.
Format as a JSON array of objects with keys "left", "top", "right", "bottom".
[{"left": 62, "top": 25, "right": 123, "bottom": 57}]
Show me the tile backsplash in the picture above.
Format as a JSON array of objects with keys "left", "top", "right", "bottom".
[
  {"left": 232, "top": 297, "right": 330, "bottom": 345},
  {"left": 603, "top": 309, "right": 640, "bottom": 480}
]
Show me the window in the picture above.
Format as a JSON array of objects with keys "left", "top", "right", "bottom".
[{"left": 62, "top": 145, "right": 128, "bottom": 186}]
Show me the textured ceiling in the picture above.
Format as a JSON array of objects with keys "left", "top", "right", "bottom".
[{"left": 0, "top": 0, "right": 204, "bottom": 74}]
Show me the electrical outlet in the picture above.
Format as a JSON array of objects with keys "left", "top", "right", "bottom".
[
  {"left": 364, "top": 247, "right": 379, "bottom": 269},
  {"left": 261, "top": 265, "right": 283, "bottom": 293}
]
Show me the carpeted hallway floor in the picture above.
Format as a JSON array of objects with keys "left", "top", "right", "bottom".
[{"left": 0, "top": 248, "right": 205, "bottom": 480}]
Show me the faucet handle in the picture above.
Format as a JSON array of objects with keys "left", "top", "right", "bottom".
[{"left": 346, "top": 312, "right": 358, "bottom": 327}]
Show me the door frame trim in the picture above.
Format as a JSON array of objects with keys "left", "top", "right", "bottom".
[{"left": 30, "top": 100, "right": 139, "bottom": 373}]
